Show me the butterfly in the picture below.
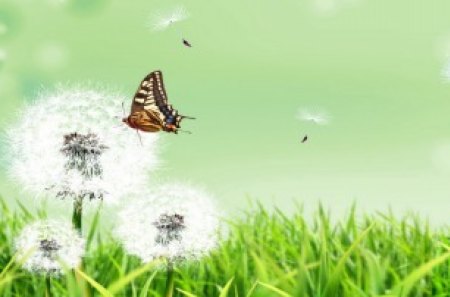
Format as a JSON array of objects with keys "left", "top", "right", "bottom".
[{"left": 122, "top": 70, "right": 195, "bottom": 135}]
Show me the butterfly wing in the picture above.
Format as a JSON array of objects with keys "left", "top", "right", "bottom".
[
  {"left": 151, "top": 71, "right": 182, "bottom": 126},
  {"left": 131, "top": 70, "right": 183, "bottom": 129}
]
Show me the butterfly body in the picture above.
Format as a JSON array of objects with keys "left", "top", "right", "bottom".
[{"left": 123, "top": 71, "right": 194, "bottom": 134}]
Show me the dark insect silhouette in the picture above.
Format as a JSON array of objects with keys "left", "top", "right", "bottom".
[
  {"left": 182, "top": 39, "right": 192, "bottom": 47},
  {"left": 122, "top": 70, "right": 195, "bottom": 136},
  {"left": 301, "top": 135, "right": 308, "bottom": 143}
]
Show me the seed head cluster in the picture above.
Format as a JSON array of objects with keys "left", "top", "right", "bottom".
[{"left": 14, "top": 220, "right": 85, "bottom": 275}]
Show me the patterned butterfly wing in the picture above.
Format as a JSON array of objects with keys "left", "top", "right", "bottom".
[
  {"left": 150, "top": 71, "right": 183, "bottom": 128},
  {"left": 132, "top": 72, "right": 162, "bottom": 117},
  {"left": 131, "top": 70, "right": 184, "bottom": 131}
]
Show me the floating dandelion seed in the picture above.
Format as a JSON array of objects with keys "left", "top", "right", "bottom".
[
  {"left": 182, "top": 39, "right": 192, "bottom": 48},
  {"left": 297, "top": 107, "right": 331, "bottom": 125},
  {"left": 5, "top": 85, "right": 159, "bottom": 205},
  {"left": 14, "top": 220, "right": 85, "bottom": 275},
  {"left": 115, "top": 183, "right": 219, "bottom": 264},
  {"left": 148, "top": 6, "right": 189, "bottom": 32}
]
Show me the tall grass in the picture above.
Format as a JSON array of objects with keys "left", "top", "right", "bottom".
[{"left": 0, "top": 199, "right": 448, "bottom": 297}]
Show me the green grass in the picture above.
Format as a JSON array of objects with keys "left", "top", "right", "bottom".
[{"left": 0, "top": 199, "right": 449, "bottom": 297}]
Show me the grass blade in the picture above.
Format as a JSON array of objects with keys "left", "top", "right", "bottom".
[
  {"left": 176, "top": 288, "right": 198, "bottom": 297},
  {"left": 107, "top": 259, "right": 161, "bottom": 294},
  {"left": 138, "top": 270, "right": 158, "bottom": 297},
  {"left": 323, "top": 223, "right": 375, "bottom": 296},
  {"left": 75, "top": 268, "right": 112, "bottom": 297},
  {"left": 395, "top": 251, "right": 450, "bottom": 297},
  {"left": 219, "top": 277, "right": 234, "bottom": 297},
  {"left": 257, "top": 281, "right": 292, "bottom": 297}
]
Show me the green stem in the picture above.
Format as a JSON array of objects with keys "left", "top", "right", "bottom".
[
  {"left": 164, "top": 263, "right": 175, "bottom": 297},
  {"left": 45, "top": 275, "right": 52, "bottom": 297},
  {"left": 72, "top": 197, "right": 91, "bottom": 296},
  {"left": 72, "top": 197, "right": 83, "bottom": 233}
]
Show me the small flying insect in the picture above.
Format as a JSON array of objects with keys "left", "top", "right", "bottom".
[
  {"left": 182, "top": 39, "right": 192, "bottom": 47},
  {"left": 301, "top": 135, "right": 308, "bottom": 143}
]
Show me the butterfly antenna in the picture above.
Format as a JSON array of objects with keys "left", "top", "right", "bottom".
[
  {"left": 177, "top": 129, "right": 192, "bottom": 134},
  {"left": 181, "top": 115, "right": 196, "bottom": 120},
  {"left": 136, "top": 129, "right": 143, "bottom": 146}
]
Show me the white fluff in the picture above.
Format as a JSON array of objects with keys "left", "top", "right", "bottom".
[
  {"left": 115, "top": 183, "right": 219, "bottom": 264},
  {"left": 14, "top": 220, "right": 85, "bottom": 275},
  {"left": 5, "top": 85, "right": 159, "bottom": 205},
  {"left": 147, "top": 6, "right": 190, "bottom": 32},
  {"left": 297, "top": 107, "right": 331, "bottom": 125}
]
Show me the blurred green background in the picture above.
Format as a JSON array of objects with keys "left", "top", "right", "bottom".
[{"left": 0, "top": 0, "right": 449, "bottom": 223}]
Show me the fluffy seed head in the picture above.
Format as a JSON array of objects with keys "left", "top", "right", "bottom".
[
  {"left": 297, "top": 107, "right": 331, "bottom": 125},
  {"left": 14, "top": 220, "right": 85, "bottom": 275},
  {"left": 5, "top": 85, "right": 159, "bottom": 204},
  {"left": 148, "top": 6, "right": 189, "bottom": 32},
  {"left": 115, "top": 183, "right": 219, "bottom": 264}
]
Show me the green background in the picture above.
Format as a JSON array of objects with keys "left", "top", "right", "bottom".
[{"left": 0, "top": 0, "right": 449, "bottom": 223}]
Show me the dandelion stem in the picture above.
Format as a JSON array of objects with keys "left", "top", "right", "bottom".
[
  {"left": 71, "top": 197, "right": 90, "bottom": 296},
  {"left": 72, "top": 197, "right": 83, "bottom": 233},
  {"left": 45, "top": 275, "right": 52, "bottom": 297},
  {"left": 164, "top": 262, "right": 175, "bottom": 297}
]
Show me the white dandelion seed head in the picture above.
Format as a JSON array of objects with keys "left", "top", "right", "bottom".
[
  {"left": 115, "top": 183, "right": 219, "bottom": 264},
  {"left": 148, "top": 5, "right": 189, "bottom": 32},
  {"left": 5, "top": 85, "right": 159, "bottom": 204},
  {"left": 297, "top": 107, "right": 331, "bottom": 125},
  {"left": 14, "top": 220, "right": 85, "bottom": 275}
]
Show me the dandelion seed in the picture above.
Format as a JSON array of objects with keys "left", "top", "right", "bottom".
[
  {"left": 297, "top": 107, "right": 331, "bottom": 125},
  {"left": 5, "top": 85, "right": 159, "bottom": 205},
  {"left": 14, "top": 220, "right": 85, "bottom": 275},
  {"left": 148, "top": 6, "right": 189, "bottom": 32},
  {"left": 115, "top": 183, "right": 219, "bottom": 264}
]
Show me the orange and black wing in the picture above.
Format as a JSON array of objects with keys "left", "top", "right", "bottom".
[{"left": 132, "top": 71, "right": 183, "bottom": 128}]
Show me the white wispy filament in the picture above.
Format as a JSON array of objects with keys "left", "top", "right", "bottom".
[
  {"left": 5, "top": 85, "right": 159, "bottom": 204},
  {"left": 148, "top": 6, "right": 189, "bottom": 32},
  {"left": 14, "top": 220, "right": 85, "bottom": 275},
  {"left": 115, "top": 183, "right": 219, "bottom": 264},
  {"left": 297, "top": 107, "right": 331, "bottom": 125}
]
